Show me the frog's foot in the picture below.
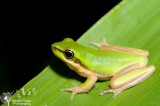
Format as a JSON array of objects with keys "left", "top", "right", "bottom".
[
  {"left": 100, "top": 88, "right": 122, "bottom": 98},
  {"left": 61, "top": 76, "right": 97, "bottom": 100},
  {"left": 61, "top": 86, "right": 88, "bottom": 100},
  {"left": 91, "top": 37, "right": 108, "bottom": 48}
]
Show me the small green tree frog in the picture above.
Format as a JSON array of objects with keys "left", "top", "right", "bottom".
[{"left": 51, "top": 37, "right": 155, "bottom": 100}]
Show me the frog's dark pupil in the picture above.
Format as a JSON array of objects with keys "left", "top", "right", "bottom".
[{"left": 64, "top": 50, "right": 74, "bottom": 59}]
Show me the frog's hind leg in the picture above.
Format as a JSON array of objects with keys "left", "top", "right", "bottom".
[
  {"left": 91, "top": 37, "right": 108, "bottom": 48},
  {"left": 91, "top": 37, "right": 148, "bottom": 56},
  {"left": 100, "top": 64, "right": 155, "bottom": 98}
]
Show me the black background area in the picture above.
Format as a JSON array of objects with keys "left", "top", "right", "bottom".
[{"left": 0, "top": 0, "right": 121, "bottom": 94}]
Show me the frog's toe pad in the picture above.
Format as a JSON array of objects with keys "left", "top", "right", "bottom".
[
  {"left": 100, "top": 89, "right": 121, "bottom": 98},
  {"left": 61, "top": 86, "right": 87, "bottom": 100}
]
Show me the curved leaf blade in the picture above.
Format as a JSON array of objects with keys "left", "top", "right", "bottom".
[{"left": 2, "top": 0, "right": 160, "bottom": 106}]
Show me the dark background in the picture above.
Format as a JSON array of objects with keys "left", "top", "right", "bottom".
[{"left": 0, "top": 0, "right": 121, "bottom": 94}]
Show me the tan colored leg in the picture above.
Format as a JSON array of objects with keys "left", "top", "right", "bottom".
[
  {"left": 61, "top": 75, "right": 97, "bottom": 100},
  {"left": 100, "top": 65, "right": 155, "bottom": 98},
  {"left": 91, "top": 37, "right": 148, "bottom": 56}
]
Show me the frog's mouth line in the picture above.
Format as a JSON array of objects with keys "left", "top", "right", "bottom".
[{"left": 52, "top": 47, "right": 64, "bottom": 53}]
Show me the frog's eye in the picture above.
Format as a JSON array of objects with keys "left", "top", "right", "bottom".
[{"left": 64, "top": 49, "right": 74, "bottom": 59}]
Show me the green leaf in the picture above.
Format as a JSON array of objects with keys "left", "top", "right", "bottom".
[{"left": 3, "top": 0, "right": 160, "bottom": 106}]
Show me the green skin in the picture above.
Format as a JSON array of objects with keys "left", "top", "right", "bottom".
[{"left": 51, "top": 38, "right": 155, "bottom": 100}]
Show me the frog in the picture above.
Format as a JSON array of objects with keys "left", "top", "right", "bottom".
[{"left": 51, "top": 37, "right": 155, "bottom": 100}]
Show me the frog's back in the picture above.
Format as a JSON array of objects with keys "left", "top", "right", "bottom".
[{"left": 78, "top": 47, "right": 147, "bottom": 75}]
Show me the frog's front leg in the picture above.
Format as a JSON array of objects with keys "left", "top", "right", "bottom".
[
  {"left": 61, "top": 75, "right": 97, "bottom": 100},
  {"left": 100, "top": 65, "right": 155, "bottom": 98}
]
